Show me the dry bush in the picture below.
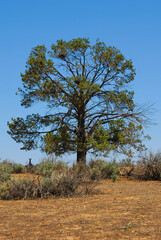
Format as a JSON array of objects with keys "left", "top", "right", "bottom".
[
  {"left": 72, "top": 162, "right": 91, "bottom": 182},
  {"left": 0, "top": 177, "right": 40, "bottom": 200},
  {"left": 0, "top": 169, "right": 96, "bottom": 200},
  {"left": 119, "top": 158, "right": 135, "bottom": 178},
  {"left": 137, "top": 152, "right": 161, "bottom": 180},
  {"left": 40, "top": 171, "right": 81, "bottom": 198}
]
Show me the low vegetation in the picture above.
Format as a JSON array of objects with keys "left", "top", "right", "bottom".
[
  {"left": 0, "top": 152, "right": 161, "bottom": 200},
  {"left": 88, "top": 159, "right": 119, "bottom": 181},
  {"left": 35, "top": 159, "right": 68, "bottom": 177},
  {"left": 0, "top": 168, "right": 96, "bottom": 200},
  {"left": 137, "top": 152, "right": 161, "bottom": 180}
]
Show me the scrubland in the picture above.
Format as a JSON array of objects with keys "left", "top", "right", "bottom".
[{"left": 0, "top": 153, "right": 161, "bottom": 239}]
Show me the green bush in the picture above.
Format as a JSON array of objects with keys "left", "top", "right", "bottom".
[
  {"left": 0, "top": 160, "right": 13, "bottom": 174},
  {"left": 0, "top": 172, "right": 11, "bottom": 183},
  {"left": 88, "top": 159, "right": 119, "bottom": 180},
  {"left": 35, "top": 161, "right": 54, "bottom": 177},
  {"left": 0, "top": 160, "right": 12, "bottom": 183},
  {"left": 110, "top": 173, "right": 118, "bottom": 182},
  {"left": 35, "top": 160, "right": 68, "bottom": 177},
  {"left": 12, "top": 164, "right": 27, "bottom": 174},
  {"left": 0, "top": 161, "right": 27, "bottom": 178}
]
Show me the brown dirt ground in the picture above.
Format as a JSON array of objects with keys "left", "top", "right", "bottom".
[{"left": 0, "top": 177, "right": 161, "bottom": 240}]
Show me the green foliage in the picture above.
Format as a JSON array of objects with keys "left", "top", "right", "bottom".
[
  {"left": 0, "top": 160, "right": 13, "bottom": 174},
  {"left": 120, "top": 222, "right": 132, "bottom": 230},
  {"left": 0, "top": 171, "right": 11, "bottom": 183},
  {"left": 35, "top": 160, "right": 68, "bottom": 177},
  {"left": 110, "top": 173, "right": 118, "bottom": 182},
  {"left": 0, "top": 160, "right": 27, "bottom": 175},
  {"left": 0, "top": 160, "right": 13, "bottom": 183},
  {"left": 88, "top": 159, "right": 119, "bottom": 180},
  {"left": 35, "top": 161, "right": 54, "bottom": 177},
  {"left": 44, "top": 128, "right": 75, "bottom": 155},
  {"left": 8, "top": 37, "right": 148, "bottom": 163},
  {"left": 72, "top": 159, "right": 119, "bottom": 181},
  {"left": 12, "top": 164, "right": 27, "bottom": 174},
  {"left": 89, "top": 165, "right": 102, "bottom": 180}
]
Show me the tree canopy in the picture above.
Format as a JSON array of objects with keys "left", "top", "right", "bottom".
[{"left": 8, "top": 38, "right": 148, "bottom": 163}]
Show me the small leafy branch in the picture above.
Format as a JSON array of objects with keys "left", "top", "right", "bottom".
[{"left": 120, "top": 222, "right": 132, "bottom": 230}]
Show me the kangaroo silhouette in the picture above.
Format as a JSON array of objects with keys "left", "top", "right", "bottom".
[
  {"left": 28, "top": 158, "right": 33, "bottom": 173},
  {"left": 28, "top": 158, "right": 33, "bottom": 167}
]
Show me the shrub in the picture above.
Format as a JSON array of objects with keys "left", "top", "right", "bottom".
[
  {"left": 12, "top": 164, "right": 27, "bottom": 174},
  {"left": 0, "top": 172, "right": 11, "bottom": 183},
  {"left": 110, "top": 173, "right": 118, "bottom": 182},
  {"left": 0, "top": 160, "right": 13, "bottom": 174},
  {"left": 0, "top": 169, "right": 95, "bottom": 200},
  {"left": 119, "top": 158, "right": 134, "bottom": 167},
  {"left": 72, "top": 162, "right": 90, "bottom": 180},
  {"left": 88, "top": 159, "right": 119, "bottom": 180},
  {"left": 35, "top": 161, "right": 55, "bottom": 177},
  {"left": 40, "top": 171, "right": 80, "bottom": 198},
  {"left": 101, "top": 160, "right": 119, "bottom": 179},
  {"left": 0, "top": 182, "right": 12, "bottom": 199},
  {"left": 0, "top": 177, "right": 40, "bottom": 200},
  {"left": 0, "top": 160, "right": 12, "bottom": 183},
  {"left": 119, "top": 158, "right": 135, "bottom": 177},
  {"left": 138, "top": 152, "right": 161, "bottom": 180},
  {"left": 35, "top": 160, "right": 68, "bottom": 177},
  {"left": 89, "top": 165, "right": 102, "bottom": 180},
  {"left": 53, "top": 161, "right": 68, "bottom": 171}
]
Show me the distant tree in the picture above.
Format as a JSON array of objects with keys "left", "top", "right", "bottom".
[{"left": 7, "top": 38, "right": 149, "bottom": 164}]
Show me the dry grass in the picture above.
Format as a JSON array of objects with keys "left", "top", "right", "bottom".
[{"left": 0, "top": 177, "right": 161, "bottom": 239}]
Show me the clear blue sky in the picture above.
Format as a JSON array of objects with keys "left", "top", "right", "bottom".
[{"left": 0, "top": 0, "right": 161, "bottom": 164}]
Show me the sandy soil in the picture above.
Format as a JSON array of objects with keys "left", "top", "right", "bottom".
[{"left": 0, "top": 178, "right": 161, "bottom": 240}]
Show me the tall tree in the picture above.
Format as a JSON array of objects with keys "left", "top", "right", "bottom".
[{"left": 8, "top": 38, "right": 148, "bottom": 163}]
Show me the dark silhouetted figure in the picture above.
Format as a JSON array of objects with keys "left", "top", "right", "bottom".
[{"left": 28, "top": 158, "right": 34, "bottom": 173}]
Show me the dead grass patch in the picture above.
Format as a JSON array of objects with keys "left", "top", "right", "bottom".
[{"left": 0, "top": 178, "right": 161, "bottom": 239}]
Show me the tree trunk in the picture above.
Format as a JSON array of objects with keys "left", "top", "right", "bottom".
[
  {"left": 77, "top": 106, "right": 86, "bottom": 164},
  {"left": 77, "top": 149, "right": 87, "bottom": 164}
]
